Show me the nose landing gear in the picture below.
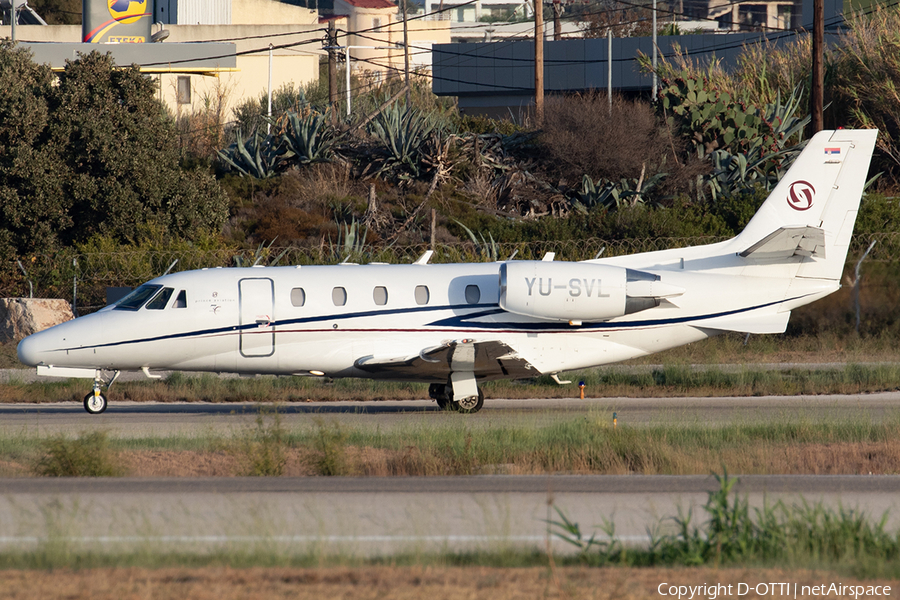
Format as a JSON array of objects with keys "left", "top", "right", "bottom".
[{"left": 83, "top": 371, "right": 119, "bottom": 415}]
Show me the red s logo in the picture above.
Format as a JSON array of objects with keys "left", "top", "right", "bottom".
[{"left": 787, "top": 181, "right": 815, "bottom": 211}]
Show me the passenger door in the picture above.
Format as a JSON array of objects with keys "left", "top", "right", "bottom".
[{"left": 239, "top": 278, "right": 275, "bottom": 357}]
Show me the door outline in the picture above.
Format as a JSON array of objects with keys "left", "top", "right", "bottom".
[{"left": 239, "top": 278, "right": 275, "bottom": 358}]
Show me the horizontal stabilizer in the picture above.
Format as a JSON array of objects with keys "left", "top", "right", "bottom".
[
  {"left": 739, "top": 226, "right": 825, "bottom": 260},
  {"left": 693, "top": 311, "right": 791, "bottom": 334}
]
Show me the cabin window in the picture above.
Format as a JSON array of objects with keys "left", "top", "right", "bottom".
[
  {"left": 415, "top": 285, "right": 429, "bottom": 305},
  {"left": 465, "top": 284, "right": 481, "bottom": 304},
  {"left": 332, "top": 287, "right": 347, "bottom": 306},
  {"left": 291, "top": 287, "right": 306, "bottom": 307},
  {"left": 146, "top": 287, "right": 174, "bottom": 310},
  {"left": 373, "top": 286, "right": 388, "bottom": 306},
  {"left": 114, "top": 284, "right": 162, "bottom": 311},
  {"left": 174, "top": 290, "right": 187, "bottom": 308}
]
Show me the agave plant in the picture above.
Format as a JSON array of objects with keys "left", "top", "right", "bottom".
[
  {"left": 217, "top": 131, "right": 287, "bottom": 179},
  {"left": 281, "top": 111, "right": 337, "bottom": 165},
  {"left": 703, "top": 86, "right": 810, "bottom": 201},
  {"left": 572, "top": 172, "right": 666, "bottom": 213},
  {"left": 455, "top": 220, "right": 500, "bottom": 262},
  {"left": 326, "top": 218, "right": 371, "bottom": 263},
  {"left": 368, "top": 103, "right": 438, "bottom": 178}
]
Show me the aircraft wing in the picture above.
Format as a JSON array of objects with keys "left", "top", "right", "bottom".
[
  {"left": 354, "top": 339, "right": 539, "bottom": 381},
  {"left": 739, "top": 226, "right": 826, "bottom": 260}
]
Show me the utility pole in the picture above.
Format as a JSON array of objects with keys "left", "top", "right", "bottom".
[
  {"left": 534, "top": 0, "right": 544, "bottom": 125},
  {"left": 607, "top": 28, "right": 612, "bottom": 115},
  {"left": 552, "top": 0, "right": 563, "bottom": 41},
  {"left": 267, "top": 44, "right": 273, "bottom": 135},
  {"left": 10, "top": 0, "right": 17, "bottom": 41},
  {"left": 328, "top": 20, "right": 338, "bottom": 111},
  {"left": 651, "top": 0, "right": 657, "bottom": 102},
  {"left": 810, "top": 0, "right": 824, "bottom": 133},
  {"left": 402, "top": 0, "right": 410, "bottom": 105}
]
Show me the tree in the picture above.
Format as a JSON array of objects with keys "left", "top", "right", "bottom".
[
  {"left": 0, "top": 41, "right": 66, "bottom": 256},
  {"left": 0, "top": 46, "right": 229, "bottom": 257}
]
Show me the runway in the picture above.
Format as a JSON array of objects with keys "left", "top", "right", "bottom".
[
  {"left": 1, "top": 393, "right": 899, "bottom": 437},
  {"left": 1, "top": 475, "right": 898, "bottom": 556},
  {"left": 3, "top": 392, "right": 899, "bottom": 557}
]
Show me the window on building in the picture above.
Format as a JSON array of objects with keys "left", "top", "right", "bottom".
[
  {"left": 174, "top": 290, "right": 187, "bottom": 308},
  {"left": 332, "top": 287, "right": 347, "bottom": 306},
  {"left": 372, "top": 17, "right": 382, "bottom": 28},
  {"left": 415, "top": 285, "right": 430, "bottom": 305},
  {"left": 373, "top": 286, "right": 388, "bottom": 306},
  {"left": 291, "top": 288, "right": 306, "bottom": 307},
  {"left": 176, "top": 76, "right": 191, "bottom": 105},
  {"left": 465, "top": 284, "right": 481, "bottom": 304}
]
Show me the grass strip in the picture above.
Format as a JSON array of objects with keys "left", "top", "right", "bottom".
[{"left": 5, "top": 412, "right": 900, "bottom": 476}]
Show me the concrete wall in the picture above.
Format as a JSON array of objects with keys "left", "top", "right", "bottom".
[
  {"left": 157, "top": 24, "right": 321, "bottom": 119},
  {"left": 432, "top": 32, "right": 802, "bottom": 115},
  {"left": 231, "top": 0, "right": 318, "bottom": 25}
]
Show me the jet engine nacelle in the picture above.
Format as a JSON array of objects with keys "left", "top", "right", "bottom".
[{"left": 499, "top": 261, "right": 684, "bottom": 322}]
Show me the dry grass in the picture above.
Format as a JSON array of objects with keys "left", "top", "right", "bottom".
[
  {"left": 0, "top": 566, "right": 892, "bottom": 600},
  {"left": 3, "top": 439, "right": 900, "bottom": 478},
  {"left": 541, "top": 93, "right": 671, "bottom": 183}
]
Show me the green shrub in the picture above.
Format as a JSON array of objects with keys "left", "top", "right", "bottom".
[
  {"left": 310, "top": 418, "right": 350, "bottom": 476},
  {"left": 34, "top": 431, "right": 122, "bottom": 477},
  {"left": 237, "top": 405, "right": 287, "bottom": 476}
]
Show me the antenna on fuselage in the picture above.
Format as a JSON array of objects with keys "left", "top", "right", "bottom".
[
  {"left": 414, "top": 250, "right": 433, "bottom": 265},
  {"left": 162, "top": 259, "right": 178, "bottom": 276}
]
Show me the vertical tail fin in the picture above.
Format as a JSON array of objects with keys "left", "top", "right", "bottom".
[{"left": 735, "top": 129, "right": 878, "bottom": 280}]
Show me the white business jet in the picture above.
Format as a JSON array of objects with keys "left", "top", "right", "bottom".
[{"left": 17, "top": 129, "right": 878, "bottom": 414}]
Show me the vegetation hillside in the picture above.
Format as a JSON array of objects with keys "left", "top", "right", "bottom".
[{"left": 2, "top": 9, "right": 900, "bottom": 339}]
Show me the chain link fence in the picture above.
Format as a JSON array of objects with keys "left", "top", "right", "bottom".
[{"left": 4, "top": 233, "right": 897, "bottom": 313}]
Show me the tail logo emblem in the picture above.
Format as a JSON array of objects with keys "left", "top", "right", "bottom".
[{"left": 787, "top": 180, "right": 815, "bottom": 211}]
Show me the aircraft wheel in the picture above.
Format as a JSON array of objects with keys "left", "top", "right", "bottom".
[
  {"left": 456, "top": 389, "right": 484, "bottom": 414},
  {"left": 429, "top": 383, "right": 454, "bottom": 410},
  {"left": 83, "top": 392, "right": 108, "bottom": 415}
]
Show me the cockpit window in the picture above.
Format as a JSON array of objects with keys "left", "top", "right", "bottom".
[
  {"left": 146, "top": 287, "right": 174, "bottom": 310},
  {"left": 174, "top": 290, "right": 187, "bottom": 308},
  {"left": 114, "top": 284, "right": 162, "bottom": 311}
]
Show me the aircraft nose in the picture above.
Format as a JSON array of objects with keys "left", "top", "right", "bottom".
[{"left": 17, "top": 332, "right": 45, "bottom": 367}]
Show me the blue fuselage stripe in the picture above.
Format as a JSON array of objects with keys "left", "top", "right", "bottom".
[{"left": 52, "top": 295, "right": 806, "bottom": 353}]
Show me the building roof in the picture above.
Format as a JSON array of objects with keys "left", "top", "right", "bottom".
[
  {"left": 338, "top": 0, "right": 397, "bottom": 9},
  {"left": 319, "top": 14, "right": 349, "bottom": 22}
]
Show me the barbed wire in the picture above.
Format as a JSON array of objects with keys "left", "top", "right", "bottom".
[{"left": 3, "top": 233, "right": 898, "bottom": 310}]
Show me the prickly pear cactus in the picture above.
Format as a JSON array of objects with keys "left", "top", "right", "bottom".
[{"left": 660, "top": 74, "right": 778, "bottom": 158}]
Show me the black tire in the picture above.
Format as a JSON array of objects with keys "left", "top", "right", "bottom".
[
  {"left": 456, "top": 389, "right": 484, "bottom": 414},
  {"left": 83, "top": 392, "right": 108, "bottom": 415},
  {"left": 430, "top": 383, "right": 454, "bottom": 410}
]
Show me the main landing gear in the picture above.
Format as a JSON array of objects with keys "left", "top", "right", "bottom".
[
  {"left": 429, "top": 382, "right": 485, "bottom": 414},
  {"left": 83, "top": 371, "right": 120, "bottom": 415}
]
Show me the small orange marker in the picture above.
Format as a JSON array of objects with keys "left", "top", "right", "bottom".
[
  {"left": 613, "top": 412, "right": 617, "bottom": 429},
  {"left": 578, "top": 380, "right": 585, "bottom": 399}
]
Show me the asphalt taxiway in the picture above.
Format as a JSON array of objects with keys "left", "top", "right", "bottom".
[
  {"left": 0, "top": 393, "right": 898, "bottom": 437},
  {"left": 2, "top": 475, "right": 898, "bottom": 556}
]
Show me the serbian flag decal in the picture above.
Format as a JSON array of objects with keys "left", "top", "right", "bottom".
[{"left": 824, "top": 147, "right": 842, "bottom": 155}]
